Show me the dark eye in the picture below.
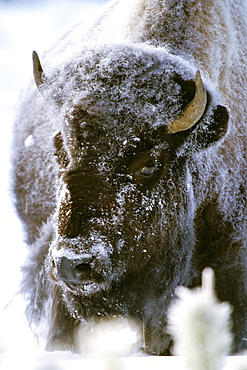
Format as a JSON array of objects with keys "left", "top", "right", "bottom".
[
  {"left": 127, "top": 154, "right": 159, "bottom": 185},
  {"left": 54, "top": 131, "right": 69, "bottom": 169},
  {"left": 140, "top": 165, "right": 155, "bottom": 177}
]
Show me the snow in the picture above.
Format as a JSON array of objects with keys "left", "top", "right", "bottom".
[{"left": 0, "top": 0, "right": 107, "bottom": 357}]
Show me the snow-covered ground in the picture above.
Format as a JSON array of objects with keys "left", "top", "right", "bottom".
[{"left": 0, "top": 0, "right": 107, "bottom": 358}]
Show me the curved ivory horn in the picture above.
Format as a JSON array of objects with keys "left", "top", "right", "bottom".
[
  {"left": 32, "top": 51, "right": 45, "bottom": 91},
  {"left": 167, "top": 70, "right": 207, "bottom": 134}
]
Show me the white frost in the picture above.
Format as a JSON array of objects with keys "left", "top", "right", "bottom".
[{"left": 24, "top": 134, "right": 34, "bottom": 147}]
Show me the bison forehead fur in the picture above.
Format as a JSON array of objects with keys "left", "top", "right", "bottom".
[
  {"left": 42, "top": 45, "right": 199, "bottom": 143},
  {"left": 13, "top": 1, "right": 247, "bottom": 356}
]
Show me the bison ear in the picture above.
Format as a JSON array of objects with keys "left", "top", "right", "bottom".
[
  {"left": 197, "top": 105, "right": 229, "bottom": 149},
  {"left": 54, "top": 132, "right": 69, "bottom": 169},
  {"left": 170, "top": 105, "right": 229, "bottom": 154}
]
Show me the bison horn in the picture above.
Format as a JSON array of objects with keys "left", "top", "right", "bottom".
[
  {"left": 32, "top": 50, "right": 45, "bottom": 91},
  {"left": 167, "top": 70, "right": 207, "bottom": 134}
]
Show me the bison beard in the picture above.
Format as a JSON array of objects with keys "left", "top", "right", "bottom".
[{"left": 13, "top": 2, "right": 247, "bottom": 356}]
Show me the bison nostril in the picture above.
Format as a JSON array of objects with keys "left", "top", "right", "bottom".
[
  {"left": 55, "top": 256, "right": 94, "bottom": 285},
  {"left": 75, "top": 263, "right": 92, "bottom": 273},
  {"left": 74, "top": 262, "right": 93, "bottom": 281}
]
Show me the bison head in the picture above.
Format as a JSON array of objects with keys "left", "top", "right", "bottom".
[{"left": 33, "top": 44, "right": 228, "bottom": 333}]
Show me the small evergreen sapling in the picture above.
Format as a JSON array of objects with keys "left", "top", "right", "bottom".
[{"left": 168, "top": 268, "right": 233, "bottom": 370}]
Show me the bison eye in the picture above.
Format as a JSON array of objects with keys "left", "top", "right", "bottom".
[
  {"left": 134, "top": 163, "right": 156, "bottom": 180},
  {"left": 127, "top": 154, "right": 160, "bottom": 185},
  {"left": 140, "top": 165, "right": 155, "bottom": 178},
  {"left": 54, "top": 131, "right": 69, "bottom": 169}
]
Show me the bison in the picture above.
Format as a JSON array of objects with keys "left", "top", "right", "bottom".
[{"left": 12, "top": 0, "right": 247, "bottom": 355}]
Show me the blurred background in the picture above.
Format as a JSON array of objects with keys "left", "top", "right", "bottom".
[{"left": 0, "top": 0, "right": 107, "bottom": 355}]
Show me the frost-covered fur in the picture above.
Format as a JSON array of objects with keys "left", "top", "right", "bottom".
[{"left": 12, "top": 0, "right": 247, "bottom": 355}]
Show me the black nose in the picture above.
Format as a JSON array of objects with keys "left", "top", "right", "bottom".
[{"left": 55, "top": 256, "right": 94, "bottom": 285}]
